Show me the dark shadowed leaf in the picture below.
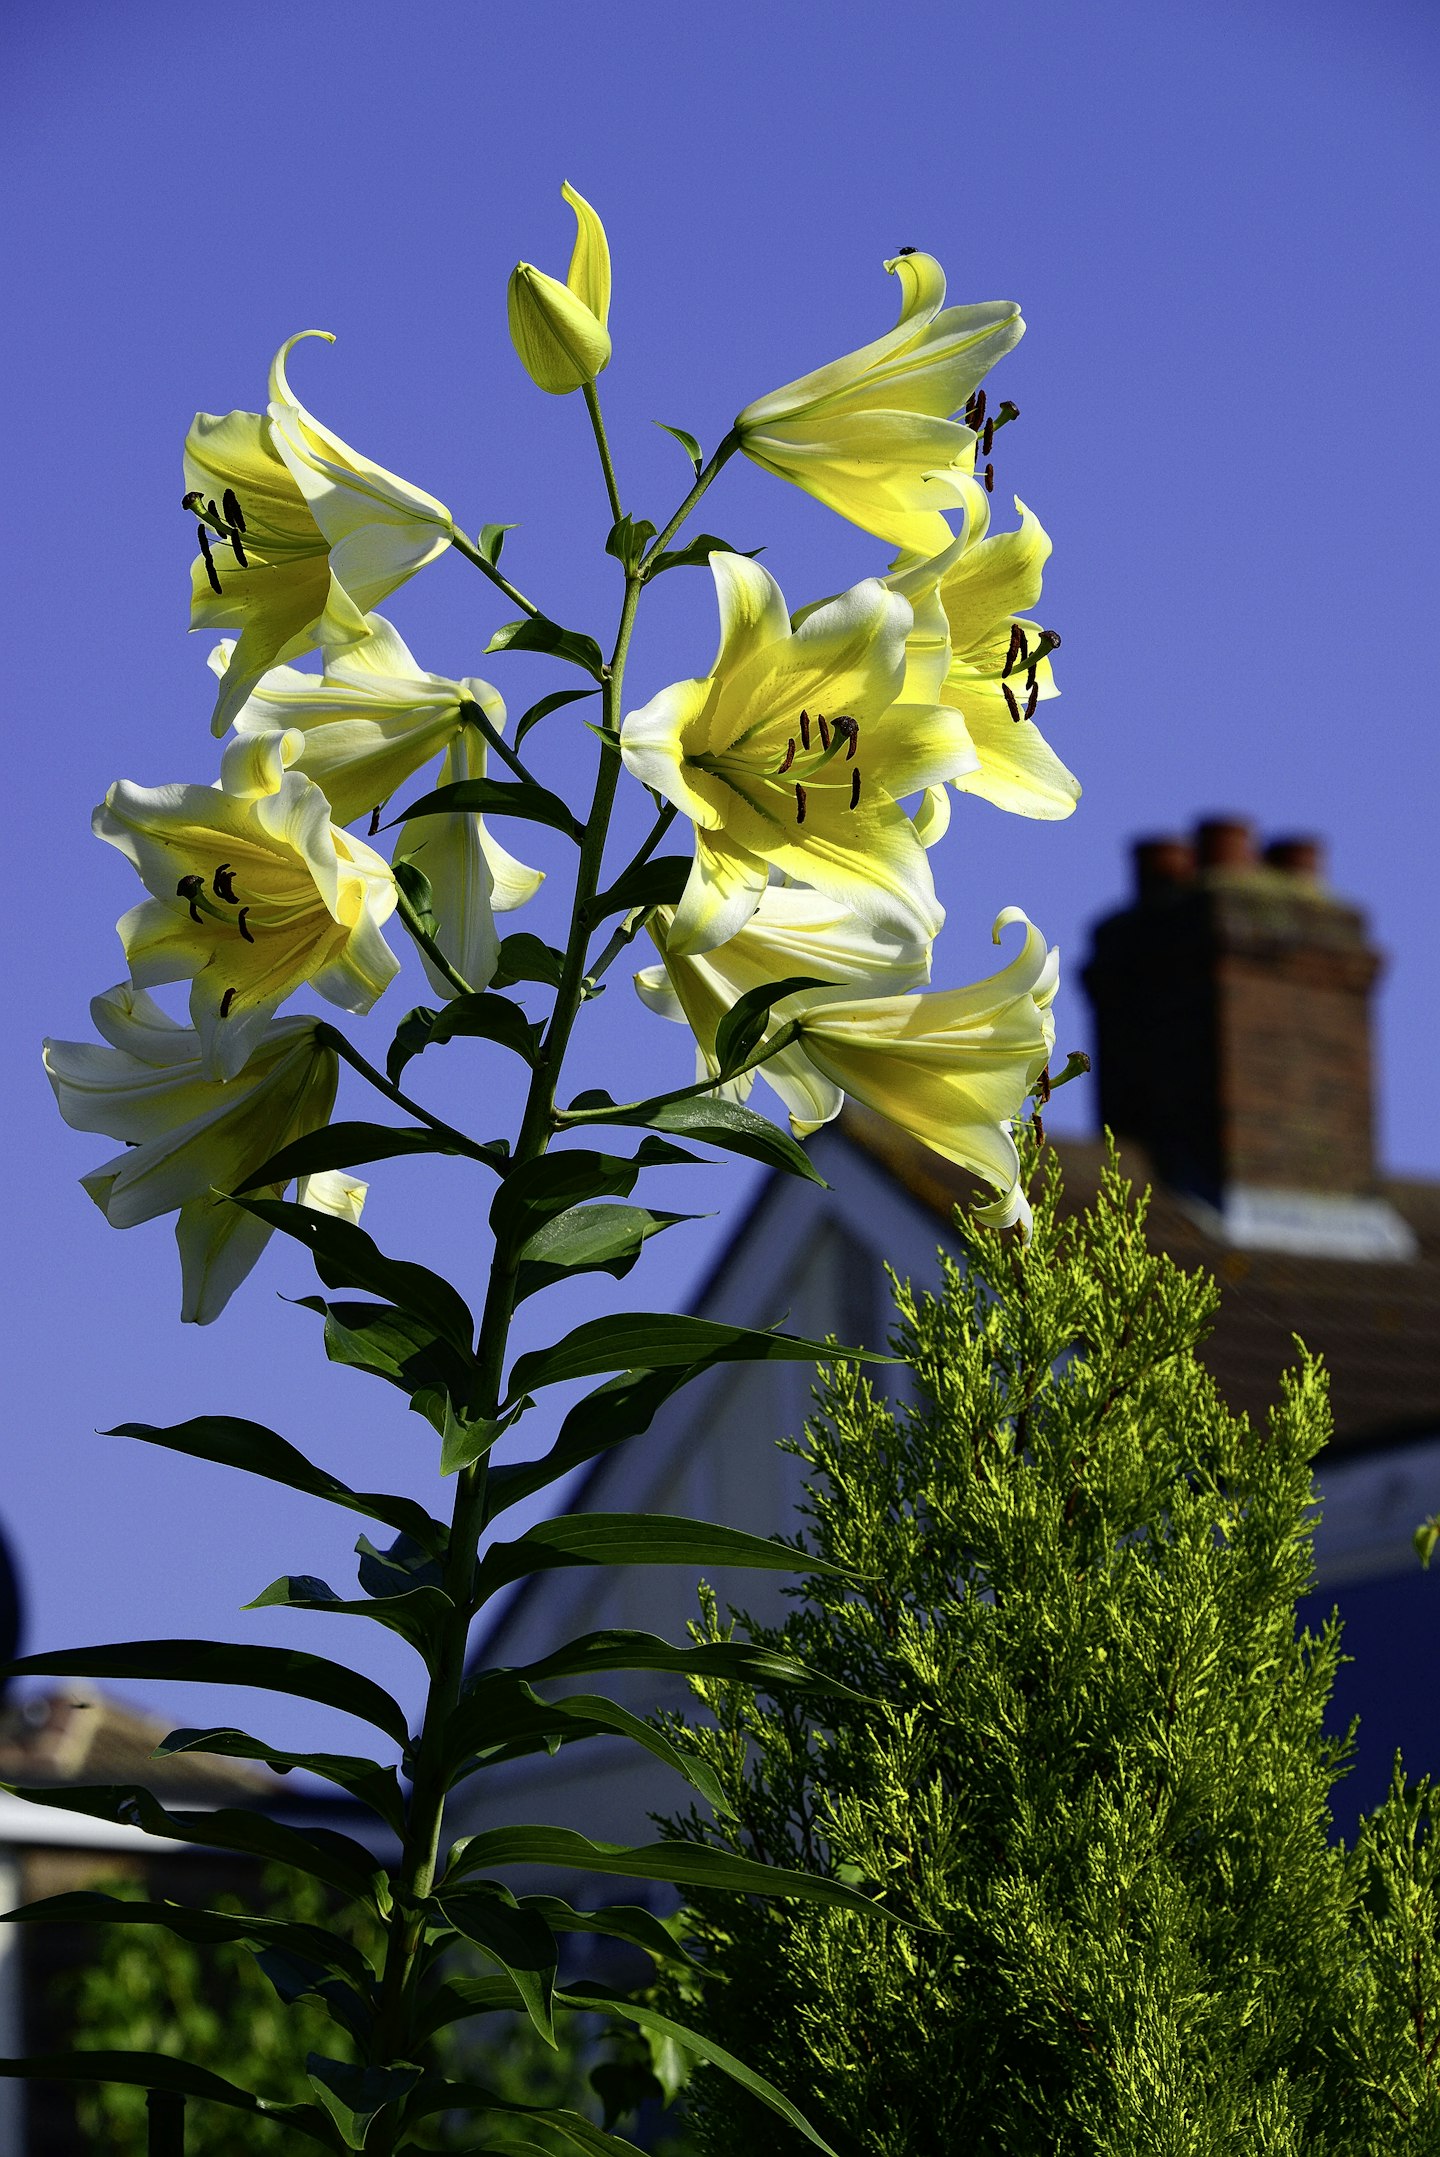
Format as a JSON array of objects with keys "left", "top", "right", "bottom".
[
  {"left": 0, "top": 1641, "right": 409, "bottom": 1745},
  {"left": 154, "top": 1729, "right": 405, "bottom": 1836},
  {"left": 245, "top": 1576, "right": 453, "bottom": 1665},
  {"left": 587, "top": 855, "right": 693, "bottom": 919},
  {"left": 390, "top": 770, "right": 582, "bottom": 840},
  {"left": 506, "top": 1627, "right": 870, "bottom": 1703},
  {"left": 489, "top": 1139, "right": 697, "bottom": 1251},
  {"left": 443, "top": 1826, "right": 888, "bottom": 1916},
  {"left": 484, "top": 614, "right": 606, "bottom": 681},
  {"left": 506, "top": 1311, "right": 890, "bottom": 1399},
  {"left": 475, "top": 1514, "right": 846, "bottom": 1601},
  {"left": 307, "top": 2056, "right": 422, "bottom": 2150},
  {"left": 514, "top": 685, "right": 598, "bottom": 750},
  {"left": 646, "top": 531, "right": 762, "bottom": 578},
  {"left": 387, "top": 993, "right": 545, "bottom": 1085},
  {"left": 713, "top": 975, "right": 832, "bottom": 1075},
  {"left": 435, "top": 1885, "right": 558, "bottom": 2045},
  {"left": 483, "top": 1365, "right": 703, "bottom": 1521},
  {"left": 234, "top": 1121, "right": 507, "bottom": 1191},
  {"left": 513, "top": 1204, "right": 696, "bottom": 1303},
  {"left": 652, "top": 421, "right": 704, "bottom": 474},
  {"left": 0, "top": 2052, "right": 340, "bottom": 2146},
  {"left": 237, "top": 1199, "right": 474, "bottom": 1357},
  {"left": 0, "top": 1892, "right": 372, "bottom": 1985},
  {"left": 300, "top": 1299, "right": 478, "bottom": 1427},
  {"left": 492, "top": 932, "right": 567, "bottom": 989}
]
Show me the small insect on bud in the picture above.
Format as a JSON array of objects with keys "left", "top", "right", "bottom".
[
  {"left": 197, "top": 524, "right": 222, "bottom": 595},
  {"left": 1025, "top": 681, "right": 1039, "bottom": 719},
  {"left": 795, "top": 783, "right": 808, "bottom": 825},
  {"left": 175, "top": 873, "right": 206, "bottom": 923},
  {"left": 982, "top": 415, "right": 995, "bottom": 457},
  {"left": 1003, "top": 683, "right": 1022, "bottom": 723},
  {"left": 211, "top": 863, "right": 238, "bottom": 904},
  {"left": 219, "top": 987, "right": 238, "bottom": 1018},
  {"left": 817, "top": 715, "right": 831, "bottom": 752},
  {"left": 236, "top": 907, "right": 254, "bottom": 944},
  {"left": 799, "top": 709, "right": 811, "bottom": 750},
  {"left": 896, "top": 244, "right": 918, "bottom": 255},
  {"left": 983, "top": 463, "right": 995, "bottom": 493},
  {"left": 777, "top": 738, "right": 796, "bottom": 775},
  {"left": 849, "top": 768, "right": 862, "bottom": 809}
]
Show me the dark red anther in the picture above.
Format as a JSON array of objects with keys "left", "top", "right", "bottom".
[
  {"left": 1025, "top": 663, "right": 1037, "bottom": 693},
  {"left": 833, "top": 714, "right": 859, "bottom": 759},
  {"left": 1024, "top": 681, "right": 1039, "bottom": 719},
  {"left": 368, "top": 806, "right": 382, "bottom": 835},
  {"left": 1003, "top": 682, "right": 1022, "bottom": 723},
  {"left": 221, "top": 487, "right": 246, "bottom": 533},
  {"left": 799, "top": 709, "right": 811, "bottom": 750},
  {"left": 219, "top": 987, "right": 238, "bottom": 1018},
  {"left": 197, "top": 524, "right": 222, "bottom": 595},
  {"left": 983, "top": 463, "right": 995, "bottom": 493},
  {"left": 817, "top": 715, "right": 831, "bottom": 751},
  {"left": 236, "top": 907, "right": 254, "bottom": 943},
  {"left": 778, "top": 738, "right": 796, "bottom": 774},
  {"left": 212, "top": 863, "right": 238, "bottom": 904},
  {"left": 1015, "top": 627, "right": 1030, "bottom": 668},
  {"left": 982, "top": 415, "right": 995, "bottom": 457},
  {"left": 970, "top": 389, "right": 986, "bottom": 428},
  {"left": 849, "top": 768, "right": 861, "bottom": 809},
  {"left": 795, "top": 783, "right": 807, "bottom": 825},
  {"left": 1003, "top": 623, "right": 1023, "bottom": 677}
]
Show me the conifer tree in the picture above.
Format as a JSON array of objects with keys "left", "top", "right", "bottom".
[{"left": 661, "top": 1141, "right": 1440, "bottom": 2154}]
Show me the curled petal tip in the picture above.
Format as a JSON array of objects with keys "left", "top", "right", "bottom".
[{"left": 269, "top": 329, "right": 338, "bottom": 408}]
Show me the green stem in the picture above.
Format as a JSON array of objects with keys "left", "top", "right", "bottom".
[
  {"left": 641, "top": 426, "right": 741, "bottom": 568},
  {"left": 587, "top": 802, "right": 677, "bottom": 919},
  {"left": 450, "top": 527, "right": 543, "bottom": 619},
  {"left": 394, "top": 885, "right": 475, "bottom": 1001},
  {"left": 584, "top": 904, "right": 656, "bottom": 990},
  {"left": 314, "top": 1025, "right": 507, "bottom": 1170},
  {"left": 460, "top": 696, "right": 545, "bottom": 792},
  {"left": 583, "top": 380, "right": 625, "bottom": 526}
]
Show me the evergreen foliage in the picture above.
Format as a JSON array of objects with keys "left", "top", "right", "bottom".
[{"left": 661, "top": 1140, "right": 1440, "bottom": 2153}]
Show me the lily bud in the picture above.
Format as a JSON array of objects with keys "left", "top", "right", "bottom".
[{"left": 507, "top": 181, "right": 612, "bottom": 395}]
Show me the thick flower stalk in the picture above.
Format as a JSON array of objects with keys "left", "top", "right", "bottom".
[
  {"left": 620, "top": 551, "right": 976, "bottom": 955},
  {"left": 734, "top": 251, "right": 1022, "bottom": 556},
  {"left": 187, "top": 333, "right": 453, "bottom": 735},
  {"left": 94, "top": 728, "right": 399, "bottom": 1080},
  {"left": 43, "top": 985, "right": 352, "bottom": 1323}
]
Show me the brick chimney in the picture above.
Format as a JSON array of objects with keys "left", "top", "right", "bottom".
[{"left": 1081, "top": 817, "right": 1412, "bottom": 1258}]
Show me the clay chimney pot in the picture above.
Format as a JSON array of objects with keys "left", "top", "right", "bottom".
[
  {"left": 1264, "top": 835, "right": 1324, "bottom": 880},
  {"left": 1195, "top": 816, "right": 1257, "bottom": 870},
  {"left": 1133, "top": 836, "right": 1196, "bottom": 898}
]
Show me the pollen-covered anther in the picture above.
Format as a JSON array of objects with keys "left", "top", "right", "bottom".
[
  {"left": 219, "top": 987, "right": 238, "bottom": 1018},
  {"left": 236, "top": 907, "right": 254, "bottom": 944},
  {"left": 175, "top": 873, "right": 206, "bottom": 923},
  {"left": 221, "top": 488, "right": 246, "bottom": 535},
  {"left": 982, "top": 414, "right": 995, "bottom": 457},
  {"left": 798, "top": 709, "right": 811, "bottom": 751},
  {"left": 816, "top": 715, "right": 831, "bottom": 752},
  {"left": 795, "top": 782, "right": 808, "bottom": 825},
  {"left": 197, "top": 524, "right": 222, "bottom": 595},
  {"left": 849, "top": 768, "right": 862, "bottom": 810},
  {"left": 777, "top": 738, "right": 796, "bottom": 775},
  {"left": 1002, "top": 624, "right": 1024, "bottom": 678},
  {"left": 832, "top": 715, "right": 860, "bottom": 760},
  {"left": 1003, "top": 682, "right": 1022, "bottom": 723},
  {"left": 983, "top": 463, "right": 995, "bottom": 493},
  {"left": 1024, "top": 681, "right": 1039, "bottom": 719},
  {"left": 211, "top": 863, "right": 238, "bottom": 904}
]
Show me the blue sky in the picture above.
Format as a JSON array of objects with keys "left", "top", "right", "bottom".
[{"left": 3, "top": 0, "right": 1437, "bottom": 1753}]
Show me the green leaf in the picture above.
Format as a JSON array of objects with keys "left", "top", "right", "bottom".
[
  {"left": 647, "top": 531, "right": 761, "bottom": 578},
  {"left": 0, "top": 1641, "right": 410, "bottom": 1746},
  {"left": 652, "top": 421, "right": 704, "bottom": 475},
  {"left": 489, "top": 1140, "right": 697, "bottom": 1252},
  {"left": 233, "top": 1121, "right": 506, "bottom": 1191},
  {"left": 484, "top": 614, "right": 606, "bottom": 681},
  {"left": 562, "top": 1987, "right": 839, "bottom": 2154},
  {"left": 435, "top": 1885, "right": 558, "bottom": 2045},
  {"left": 390, "top": 771, "right": 582, "bottom": 841},
  {"left": 235, "top": 1197, "right": 475, "bottom": 1358},
  {"left": 406, "top": 2076, "right": 646, "bottom": 2153},
  {"left": 0, "top": 1891, "right": 373, "bottom": 1987},
  {"left": 1, "top": 1781, "right": 387, "bottom": 1908},
  {"left": 508, "top": 1627, "right": 870, "bottom": 1704},
  {"left": 413, "top": 1971, "right": 529, "bottom": 2042},
  {"left": 298, "top": 1299, "right": 479, "bottom": 1428},
  {"left": 307, "top": 2056, "right": 421, "bottom": 2150},
  {"left": 506, "top": 1311, "right": 891, "bottom": 1401},
  {"left": 0, "top": 2051, "right": 340, "bottom": 2146},
  {"left": 445, "top": 1678, "right": 731, "bottom": 1814},
  {"left": 713, "top": 974, "right": 832, "bottom": 1075},
  {"left": 513, "top": 686, "right": 598, "bottom": 751},
  {"left": 477, "top": 521, "right": 516, "bottom": 566},
  {"left": 609, "top": 1093, "right": 827, "bottom": 1186},
  {"left": 492, "top": 932, "right": 567, "bottom": 989},
  {"left": 476, "top": 1513, "right": 847, "bottom": 1600},
  {"left": 524, "top": 1894, "right": 702, "bottom": 1973},
  {"left": 104, "top": 1415, "right": 446, "bottom": 1552},
  {"left": 388, "top": 993, "right": 544, "bottom": 1084},
  {"left": 245, "top": 1576, "right": 453, "bottom": 1665},
  {"left": 484, "top": 1365, "right": 702, "bottom": 1521},
  {"left": 154, "top": 1729, "right": 406, "bottom": 1836},
  {"left": 604, "top": 513, "right": 658, "bottom": 572},
  {"left": 443, "top": 1826, "right": 888, "bottom": 1916},
  {"left": 514, "top": 1204, "right": 696, "bottom": 1304},
  {"left": 587, "top": 855, "right": 692, "bottom": 920},
  {"left": 439, "top": 1403, "right": 509, "bottom": 1479},
  {"left": 393, "top": 856, "right": 439, "bottom": 936}
]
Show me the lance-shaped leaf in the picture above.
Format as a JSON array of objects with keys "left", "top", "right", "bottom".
[
  {"left": 1, "top": 1890, "right": 373, "bottom": 1985},
  {"left": 443, "top": 1827, "right": 887, "bottom": 1916},
  {"left": 713, "top": 974, "right": 831, "bottom": 1075},
  {"left": 388, "top": 993, "right": 544, "bottom": 1084},
  {"left": 489, "top": 1139, "right": 697, "bottom": 1251},
  {"left": 234, "top": 1120, "right": 507, "bottom": 1190},
  {"left": 413, "top": 1971, "right": 527, "bottom": 2044},
  {"left": 246, "top": 1575, "right": 453, "bottom": 1666},
  {"left": 390, "top": 769, "right": 582, "bottom": 841},
  {"left": 484, "top": 613, "right": 606, "bottom": 681},
  {"left": 237, "top": 1198, "right": 474, "bottom": 1357},
  {"left": 506, "top": 1626, "right": 870, "bottom": 1703},
  {"left": 476, "top": 1513, "right": 848, "bottom": 1601},
  {"left": 444, "top": 1676, "right": 731, "bottom": 1813},
  {"left": 300, "top": 1298, "right": 478, "bottom": 1426},
  {"left": 514, "top": 1204, "right": 697, "bottom": 1304},
  {"left": 653, "top": 421, "right": 704, "bottom": 474},
  {"left": 307, "top": 2057, "right": 422, "bottom": 2151},
  {"left": 645, "top": 530, "right": 761, "bottom": 578},
  {"left": 524, "top": 1894, "right": 701, "bottom": 1972},
  {"left": 587, "top": 855, "right": 693, "bottom": 919},
  {"left": 492, "top": 931, "right": 568, "bottom": 989},
  {"left": 254, "top": 1947, "right": 371, "bottom": 2049},
  {"left": 484, "top": 1364, "right": 703, "bottom": 1522},
  {"left": 604, "top": 513, "right": 658, "bottom": 572},
  {"left": 155, "top": 1729, "right": 405, "bottom": 1837},
  {"left": 0, "top": 2052, "right": 340, "bottom": 2148},
  {"left": 514, "top": 685, "right": 598, "bottom": 751},
  {"left": 435, "top": 1884, "right": 558, "bottom": 2045},
  {"left": 1, "top": 1641, "right": 410, "bottom": 1746},
  {"left": 106, "top": 1415, "right": 445, "bottom": 1554},
  {"left": 1, "top": 1782, "right": 388, "bottom": 1908},
  {"left": 571, "top": 1091, "right": 827, "bottom": 1185},
  {"left": 562, "top": 1984, "right": 838, "bottom": 2152},
  {"left": 506, "top": 1311, "right": 890, "bottom": 1400},
  {"left": 405, "top": 2074, "right": 645, "bottom": 2153}
]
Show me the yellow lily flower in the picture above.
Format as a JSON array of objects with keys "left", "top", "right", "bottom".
[
  {"left": 734, "top": 252, "right": 1022, "bottom": 557},
  {"left": 636, "top": 886, "right": 932, "bottom": 1132},
  {"left": 186, "top": 332, "right": 453, "bottom": 736},
  {"left": 919, "top": 494, "right": 1079, "bottom": 820},
  {"left": 507, "top": 181, "right": 613, "bottom": 395},
  {"left": 620, "top": 553, "right": 976, "bottom": 956},
  {"left": 791, "top": 908, "right": 1058, "bottom": 1231},
  {"left": 94, "top": 729, "right": 399, "bottom": 1082},
  {"left": 43, "top": 985, "right": 354, "bottom": 1323}
]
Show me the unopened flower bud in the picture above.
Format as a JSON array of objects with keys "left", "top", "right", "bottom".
[{"left": 507, "top": 181, "right": 612, "bottom": 396}]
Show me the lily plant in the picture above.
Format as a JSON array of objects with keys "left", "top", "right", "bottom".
[{"left": 21, "top": 182, "right": 1081, "bottom": 2155}]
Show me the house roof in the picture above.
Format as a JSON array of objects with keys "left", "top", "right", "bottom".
[
  {"left": 841, "top": 1106, "right": 1440, "bottom": 1458},
  {"left": 0, "top": 1685, "right": 280, "bottom": 1807}
]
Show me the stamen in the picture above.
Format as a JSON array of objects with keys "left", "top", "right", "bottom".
[
  {"left": 849, "top": 769, "right": 861, "bottom": 809},
  {"left": 817, "top": 715, "right": 831, "bottom": 751},
  {"left": 236, "top": 907, "right": 254, "bottom": 943},
  {"left": 1014, "top": 627, "right": 1031, "bottom": 669},
  {"left": 181, "top": 490, "right": 205, "bottom": 516},
  {"left": 799, "top": 710, "right": 811, "bottom": 750},
  {"left": 368, "top": 806, "right": 382, "bottom": 836},
  {"left": 1024, "top": 681, "right": 1039, "bottom": 719},
  {"left": 1003, "top": 624, "right": 1023, "bottom": 677},
  {"left": 176, "top": 873, "right": 206, "bottom": 923},
  {"left": 197, "top": 525, "right": 222, "bottom": 595},
  {"left": 969, "top": 389, "right": 987, "bottom": 428},
  {"left": 221, "top": 488, "right": 246, "bottom": 534},
  {"left": 219, "top": 987, "right": 238, "bottom": 1018},
  {"left": 996, "top": 399, "right": 1020, "bottom": 428},
  {"left": 833, "top": 715, "right": 859, "bottom": 760},
  {"left": 982, "top": 415, "right": 995, "bottom": 457},
  {"left": 228, "top": 526, "right": 248, "bottom": 568},
  {"left": 795, "top": 783, "right": 807, "bottom": 825},
  {"left": 1025, "top": 663, "right": 1037, "bottom": 692},
  {"left": 1003, "top": 683, "right": 1022, "bottom": 723},
  {"left": 983, "top": 463, "right": 995, "bottom": 493},
  {"left": 212, "top": 863, "right": 238, "bottom": 904},
  {"left": 777, "top": 738, "right": 796, "bottom": 775}
]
